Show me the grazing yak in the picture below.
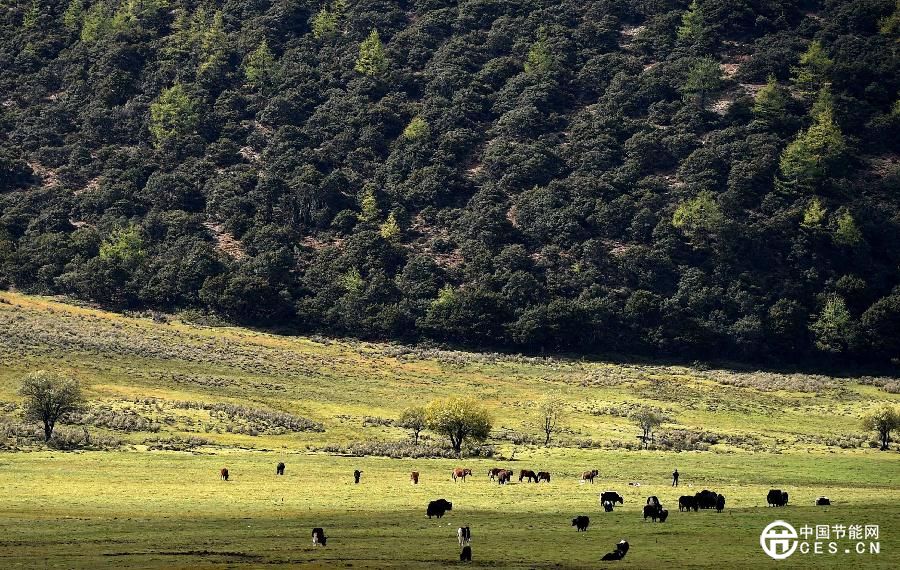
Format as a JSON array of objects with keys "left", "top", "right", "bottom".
[
  {"left": 276, "top": 462, "right": 285, "bottom": 476},
  {"left": 600, "top": 491, "right": 624, "bottom": 505},
  {"left": 452, "top": 468, "right": 472, "bottom": 482},
  {"left": 643, "top": 503, "right": 668, "bottom": 522},
  {"left": 458, "top": 526, "right": 471, "bottom": 547},
  {"left": 497, "top": 470, "right": 512, "bottom": 484},
  {"left": 601, "top": 540, "right": 630, "bottom": 561},
  {"left": 767, "top": 489, "right": 789, "bottom": 507},
  {"left": 602, "top": 500, "right": 615, "bottom": 512},
  {"left": 716, "top": 494, "right": 725, "bottom": 513},
  {"left": 410, "top": 471, "right": 419, "bottom": 485},
  {"left": 427, "top": 499, "right": 453, "bottom": 519},
  {"left": 646, "top": 496, "right": 660, "bottom": 508},
  {"left": 487, "top": 467, "right": 504, "bottom": 480},
  {"left": 572, "top": 515, "right": 590, "bottom": 531},
  {"left": 519, "top": 469, "right": 538, "bottom": 483},
  {"left": 460, "top": 545, "right": 472, "bottom": 562},
  {"left": 679, "top": 495, "right": 698, "bottom": 512},
  {"left": 220, "top": 468, "right": 229, "bottom": 481},
  {"left": 312, "top": 527, "right": 327, "bottom": 547},
  {"left": 537, "top": 471, "right": 551, "bottom": 483},
  {"left": 354, "top": 470, "right": 362, "bottom": 484},
  {"left": 696, "top": 489, "right": 718, "bottom": 509},
  {"left": 581, "top": 469, "right": 599, "bottom": 483},
  {"left": 816, "top": 496, "right": 831, "bottom": 506}
]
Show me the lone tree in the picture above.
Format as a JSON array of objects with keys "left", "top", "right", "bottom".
[
  {"left": 19, "top": 371, "right": 85, "bottom": 441},
  {"left": 397, "top": 405, "right": 426, "bottom": 445},
  {"left": 631, "top": 407, "right": 669, "bottom": 449},
  {"left": 863, "top": 405, "right": 900, "bottom": 451},
  {"left": 425, "top": 397, "right": 492, "bottom": 456},
  {"left": 538, "top": 394, "right": 565, "bottom": 446}
]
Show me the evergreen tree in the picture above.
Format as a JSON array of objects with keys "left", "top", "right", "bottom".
[
  {"left": 359, "top": 188, "right": 380, "bottom": 223},
  {"left": 672, "top": 191, "right": 724, "bottom": 239},
  {"left": 312, "top": 6, "right": 338, "bottom": 39},
  {"left": 199, "top": 10, "right": 228, "bottom": 77},
  {"left": 80, "top": 2, "right": 110, "bottom": 43},
  {"left": 833, "top": 209, "right": 863, "bottom": 246},
  {"left": 810, "top": 295, "right": 854, "bottom": 353},
  {"left": 525, "top": 27, "right": 553, "bottom": 74},
  {"left": 148, "top": 84, "right": 199, "bottom": 147},
  {"left": 778, "top": 101, "right": 846, "bottom": 192},
  {"left": 752, "top": 75, "right": 788, "bottom": 126},
  {"left": 355, "top": 29, "right": 387, "bottom": 76},
  {"left": 23, "top": 0, "right": 40, "bottom": 29},
  {"left": 244, "top": 39, "right": 276, "bottom": 88},
  {"left": 801, "top": 197, "right": 826, "bottom": 229},
  {"left": 402, "top": 116, "right": 429, "bottom": 140},
  {"left": 62, "top": 0, "right": 84, "bottom": 32},
  {"left": 380, "top": 212, "right": 401, "bottom": 241},
  {"left": 681, "top": 57, "right": 721, "bottom": 106},
  {"left": 792, "top": 40, "right": 833, "bottom": 94},
  {"left": 677, "top": 0, "right": 705, "bottom": 46}
]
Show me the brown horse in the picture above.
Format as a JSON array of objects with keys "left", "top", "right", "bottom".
[
  {"left": 496, "top": 469, "right": 512, "bottom": 484},
  {"left": 487, "top": 467, "right": 504, "bottom": 480},
  {"left": 452, "top": 468, "right": 472, "bottom": 482},
  {"left": 581, "top": 469, "right": 599, "bottom": 483},
  {"left": 220, "top": 468, "right": 229, "bottom": 481},
  {"left": 410, "top": 471, "right": 419, "bottom": 484},
  {"left": 537, "top": 471, "right": 551, "bottom": 482},
  {"left": 519, "top": 469, "right": 538, "bottom": 483}
]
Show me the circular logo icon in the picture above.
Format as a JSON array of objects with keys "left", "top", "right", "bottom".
[{"left": 761, "top": 520, "right": 798, "bottom": 560}]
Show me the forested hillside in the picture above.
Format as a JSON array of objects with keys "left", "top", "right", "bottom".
[{"left": 0, "top": 0, "right": 898, "bottom": 364}]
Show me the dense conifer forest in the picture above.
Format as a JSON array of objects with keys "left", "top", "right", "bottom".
[{"left": 0, "top": 0, "right": 898, "bottom": 364}]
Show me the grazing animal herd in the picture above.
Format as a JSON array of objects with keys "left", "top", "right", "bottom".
[{"left": 215, "top": 463, "right": 827, "bottom": 563}]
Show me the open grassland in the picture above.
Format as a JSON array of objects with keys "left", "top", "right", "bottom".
[{"left": 0, "top": 291, "right": 898, "bottom": 568}]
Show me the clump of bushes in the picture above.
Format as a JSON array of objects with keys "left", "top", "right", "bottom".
[
  {"left": 362, "top": 416, "right": 395, "bottom": 427},
  {"left": 318, "top": 440, "right": 495, "bottom": 459},
  {"left": 70, "top": 406, "right": 161, "bottom": 432},
  {"left": 48, "top": 426, "right": 122, "bottom": 450},
  {"left": 654, "top": 429, "right": 721, "bottom": 451},
  {"left": 144, "top": 435, "right": 211, "bottom": 451},
  {"left": 172, "top": 401, "right": 324, "bottom": 433}
]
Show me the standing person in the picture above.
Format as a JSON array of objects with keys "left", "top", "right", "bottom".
[{"left": 672, "top": 469, "right": 679, "bottom": 487}]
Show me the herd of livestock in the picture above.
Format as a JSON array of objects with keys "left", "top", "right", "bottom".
[{"left": 216, "top": 463, "right": 829, "bottom": 562}]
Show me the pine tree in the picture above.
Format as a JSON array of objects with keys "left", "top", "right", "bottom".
[
  {"left": 752, "top": 75, "right": 788, "bottom": 126},
  {"left": 312, "top": 7, "right": 338, "bottom": 39},
  {"left": 801, "top": 197, "right": 827, "bottom": 229},
  {"left": 833, "top": 209, "right": 863, "bottom": 246},
  {"left": 23, "top": 0, "right": 40, "bottom": 30},
  {"left": 677, "top": 0, "right": 704, "bottom": 45},
  {"left": 80, "top": 2, "right": 110, "bottom": 43},
  {"left": 359, "top": 188, "right": 380, "bottom": 223},
  {"left": 778, "top": 102, "right": 846, "bottom": 192},
  {"left": 810, "top": 295, "right": 854, "bottom": 353},
  {"left": 380, "top": 212, "right": 401, "bottom": 241},
  {"left": 355, "top": 29, "right": 388, "bottom": 76},
  {"left": 62, "top": 0, "right": 84, "bottom": 32},
  {"left": 199, "top": 10, "right": 228, "bottom": 76},
  {"left": 244, "top": 39, "right": 276, "bottom": 88},
  {"left": 149, "top": 84, "right": 198, "bottom": 147},
  {"left": 791, "top": 40, "right": 833, "bottom": 94},
  {"left": 681, "top": 57, "right": 721, "bottom": 107},
  {"left": 402, "top": 116, "right": 429, "bottom": 140},
  {"left": 524, "top": 27, "right": 553, "bottom": 74}
]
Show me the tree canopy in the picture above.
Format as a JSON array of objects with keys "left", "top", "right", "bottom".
[{"left": 0, "top": 0, "right": 898, "bottom": 367}]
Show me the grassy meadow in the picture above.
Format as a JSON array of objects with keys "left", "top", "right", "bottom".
[{"left": 0, "top": 291, "right": 898, "bottom": 568}]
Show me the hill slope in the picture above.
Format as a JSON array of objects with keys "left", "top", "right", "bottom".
[{"left": 1, "top": 0, "right": 899, "bottom": 364}]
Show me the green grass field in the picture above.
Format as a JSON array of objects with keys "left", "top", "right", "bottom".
[{"left": 0, "top": 292, "right": 898, "bottom": 568}]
